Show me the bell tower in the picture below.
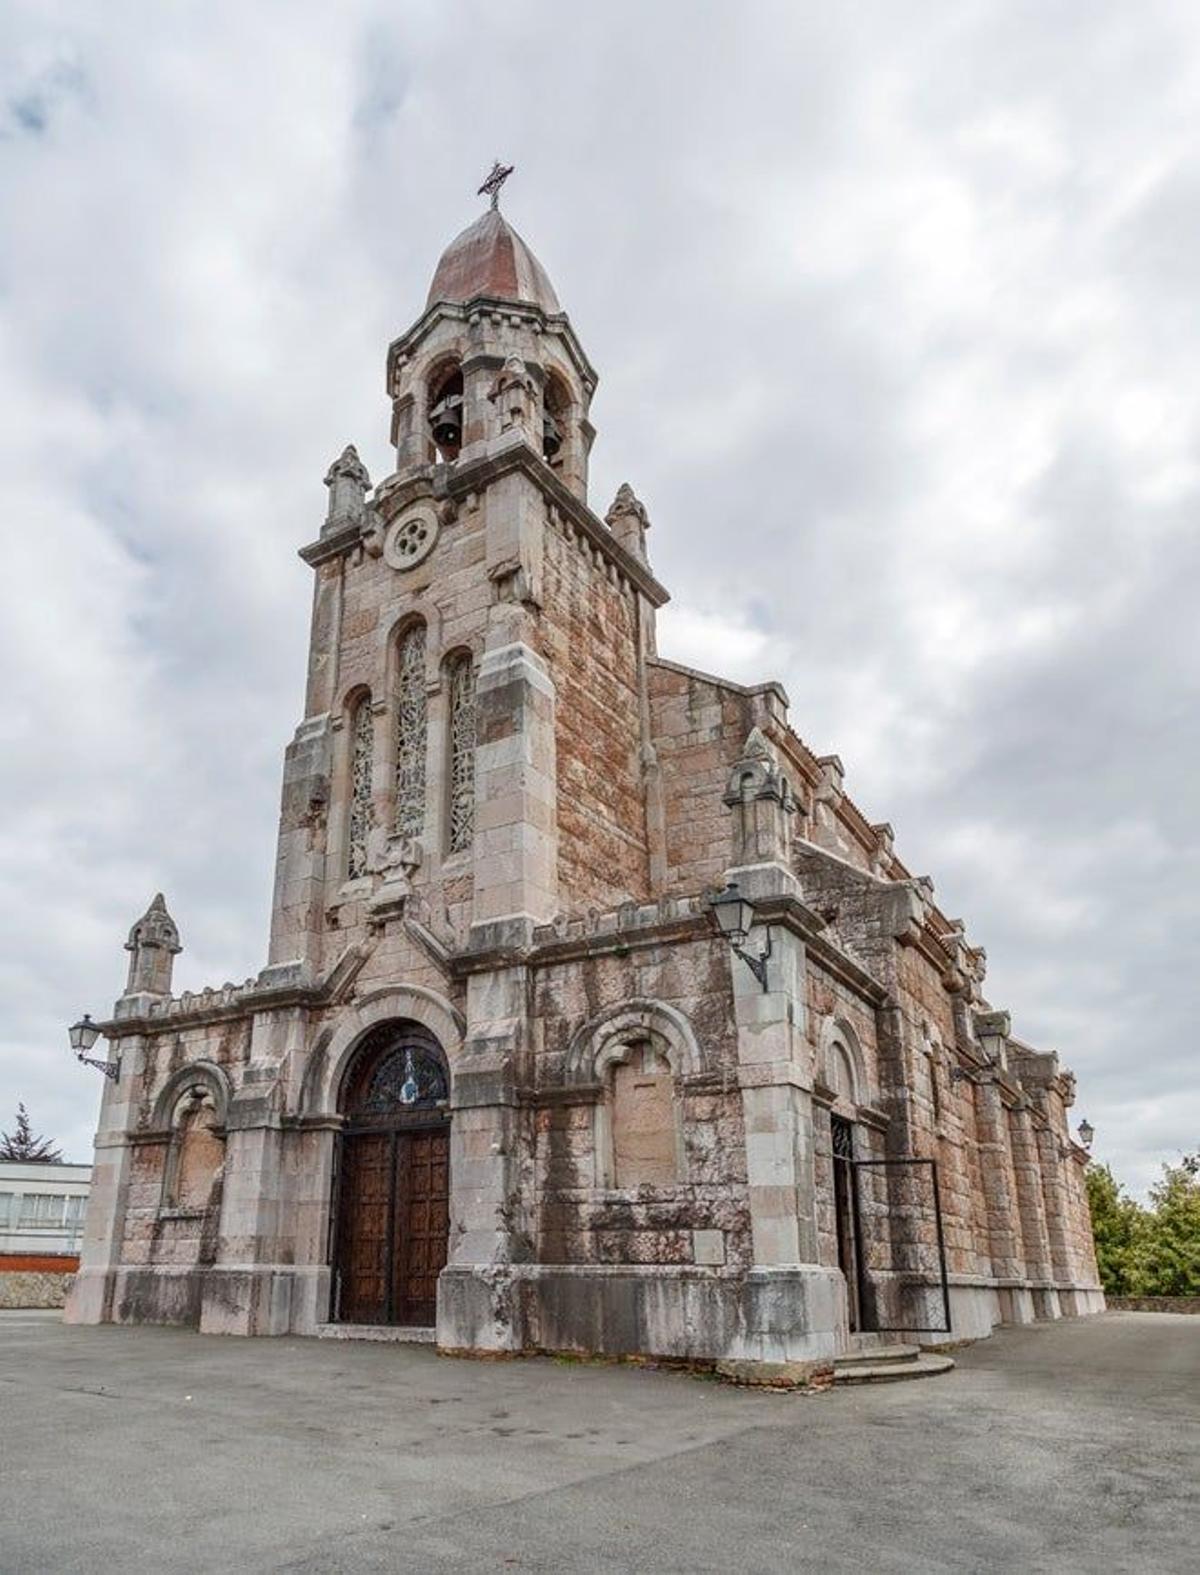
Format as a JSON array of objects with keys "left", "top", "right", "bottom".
[{"left": 268, "top": 169, "right": 667, "bottom": 985}]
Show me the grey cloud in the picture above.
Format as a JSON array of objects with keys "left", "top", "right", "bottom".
[{"left": 1, "top": 1, "right": 1196, "bottom": 1193}]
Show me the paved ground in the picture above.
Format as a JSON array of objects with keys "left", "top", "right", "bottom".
[{"left": 0, "top": 1311, "right": 1196, "bottom": 1574}]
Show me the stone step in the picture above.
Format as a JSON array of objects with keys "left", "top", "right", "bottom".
[
  {"left": 834, "top": 1353, "right": 955, "bottom": 1385},
  {"left": 836, "top": 1342, "right": 921, "bottom": 1367},
  {"left": 315, "top": 1323, "right": 436, "bottom": 1344}
]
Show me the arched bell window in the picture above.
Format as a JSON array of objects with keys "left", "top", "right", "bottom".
[
  {"left": 428, "top": 363, "right": 463, "bottom": 461},
  {"left": 543, "top": 372, "right": 569, "bottom": 464}
]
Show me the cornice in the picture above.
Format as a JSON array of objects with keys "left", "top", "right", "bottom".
[
  {"left": 446, "top": 444, "right": 669, "bottom": 607},
  {"left": 297, "top": 443, "right": 670, "bottom": 608},
  {"left": 387, "top": 295, "right": 598, "bottom": 393}
]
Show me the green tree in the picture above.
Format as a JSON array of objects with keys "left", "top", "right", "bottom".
[
  {"left": 1132, "top": 1155, "right": 1200, "bottom": 1297},
  {"left": 0, "top": 1102, "right": 63, "bottom": 1163},
  {"left": 1085, "top": 1163, "right": 1145, "bottom": 1296}
]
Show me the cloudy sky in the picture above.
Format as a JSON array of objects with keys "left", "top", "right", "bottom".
[{"left": 1, "top": 2, "right": 1196, "bottom": 1194}]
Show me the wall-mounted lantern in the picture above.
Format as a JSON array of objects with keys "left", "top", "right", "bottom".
[
  {"left": 707, "top": 882, "right": 772, "bottom": 992},
  {"left": 69, "top": 1013, "right": 119, "bottom": 1082}
]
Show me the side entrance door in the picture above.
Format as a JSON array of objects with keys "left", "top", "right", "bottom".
[{"left": 831, "top": 1115, "right": 862, "bottom": 1333}]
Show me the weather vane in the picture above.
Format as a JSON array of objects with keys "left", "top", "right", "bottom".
[{"left": 477, "top": 160, "right": 515, "bottom": 211}]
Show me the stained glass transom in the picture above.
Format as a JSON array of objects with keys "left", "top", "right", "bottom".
[
  {"left": 447, "top": 653, "right": 476, "bottom": 854},
  {"left": 394, "top": 625, "right": 427, "bottom": 840},
  {"left": 347, "top": 698, "right": 374, "bottom": 880},
  {"left": 363, "top": 1046, "right": 448, "bottom": 1112}
]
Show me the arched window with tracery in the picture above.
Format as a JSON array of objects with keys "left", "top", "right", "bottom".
[
  {"left": 394, "top": 624, "right": 427, "bottom": 841},
  {"left": 347, "top": 695, "right": 374, "bottom": 880},
  {"left": 446, "top": 651, "right": 476, "bottom": 854}
]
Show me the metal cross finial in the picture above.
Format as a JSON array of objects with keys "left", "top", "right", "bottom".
[{"left": 477, "top": 160, "right": 515, "bottom": 211}]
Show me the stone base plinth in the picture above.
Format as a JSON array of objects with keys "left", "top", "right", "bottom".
[
  {"left": 1058, "top": 1287, "right": 1106, "bottom": 1317},
  {"left": 64, "top": 1263, "right": 334, "bottom": 1335},
  {"left": 940, "top": 1278, "right": 1102, "bottom": 1343},
  {"left": 63, "top": 1267, "right": 113, "bottom": 1325},
  {"left": 437, "top": 1262, "right": 848, "bottom": 1368}
]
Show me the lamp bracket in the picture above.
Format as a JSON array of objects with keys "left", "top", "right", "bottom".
[
  {"left": 731, "top": 929, "right": 772, "bottom": 992},
  {"left": 77, "top": 1052, "right": 120, "bottom": 1083}
]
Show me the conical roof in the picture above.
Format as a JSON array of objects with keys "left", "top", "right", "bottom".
[{"left": 426, "top": 208, "right": 561, "bottom": 314}]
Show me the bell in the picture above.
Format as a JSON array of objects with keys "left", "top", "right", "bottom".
[
  {"left": 542, "top": 411, "right": 562, "bottom": 459},
  {"left": 430, "top": 394, "right": 463, "bottom": 449}
]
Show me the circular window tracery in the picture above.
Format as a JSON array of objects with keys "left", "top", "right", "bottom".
[{"left": 384, "top": 507, "right": 439, "bottom": 571}]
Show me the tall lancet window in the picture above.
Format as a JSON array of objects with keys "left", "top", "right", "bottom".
[
  {"left": 447, "top": 652, "right": 477, "bottom": 854},
  {"left": 394, "top": 623, "right": 428, "bottom": 841},
  {"left": 347, "top": 696, "right": 374, "bottom": 880}
]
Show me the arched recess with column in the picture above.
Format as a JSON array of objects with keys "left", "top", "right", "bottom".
[
  {"left": 152, "top": 1060, "right": 232, "bottom": 1131},
  {"left": 817, "top": 1016, "right": 871, "bottom": 1113},
  {"left": 151, "top": 1062, "right": 232, "bottom": 1266},
  {"left": 564, "top": 1000, "right": 705, "bottom": 1190}
]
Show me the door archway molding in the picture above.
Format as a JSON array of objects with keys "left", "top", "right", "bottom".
[{"left": 300, "top": 985, "right": 465, "bottom": 1118}]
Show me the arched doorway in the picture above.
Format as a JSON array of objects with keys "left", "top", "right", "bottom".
[{"left": 333, "top": 1021, "right": 451, "bottom": 1327}]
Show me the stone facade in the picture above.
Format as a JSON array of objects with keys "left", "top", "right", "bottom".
[{"left": 65, "top": 201, "right": 1103, "bottom": 1363}]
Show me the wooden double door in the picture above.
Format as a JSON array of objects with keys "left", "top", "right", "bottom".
[{"left": 334, "top": 1122, "right": 450, "bottom": 1327}]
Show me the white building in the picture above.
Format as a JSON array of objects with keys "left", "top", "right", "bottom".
[{"left": 0, "top": 1161, "right": 92, "bottom": 1260}]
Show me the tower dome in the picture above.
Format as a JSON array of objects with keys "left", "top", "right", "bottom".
[{"left": 426, "top": 208, "right": 561, "bottom": 315}]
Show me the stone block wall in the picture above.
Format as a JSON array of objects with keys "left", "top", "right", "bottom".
[
  {"left": 1107, "top": 1297, "right": 1200, "bottom": 1314},
  {"left": 527, "top": 931, "right": 750, "bottom": 1273},
  {"left": 647, "top": 662, "right": 754, "bottom": 896},
  {"left": 540, "top": 514, "right": 649, "bottom": 908}
]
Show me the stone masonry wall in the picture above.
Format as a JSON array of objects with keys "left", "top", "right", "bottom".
[
  {"left": 647, "top": 662, "right": 751, "bottom": 896},
  {"left": 539, "top": 516, "right": 649, "bottom": 908},
  {"left": 528, "top": 934, "right": 751, "bottom": 1271}
]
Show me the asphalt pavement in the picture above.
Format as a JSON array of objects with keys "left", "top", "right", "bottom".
[{"left": 0, "top": 1308, "right": 1195, "bottom": 1573}]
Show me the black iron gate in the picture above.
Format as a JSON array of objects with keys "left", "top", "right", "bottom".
[{"left": 850, "top": 1156, "right": 952, "bottom": 1335}]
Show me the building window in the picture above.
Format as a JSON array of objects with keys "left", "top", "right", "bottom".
[
  {"left": 18, "top": 1194, "right": 66, "bottom": 1229},
  {"left": 347, "top": 695, "right": 374, "bottom": 880},
  {"left": 394, "top": 624, "right": 427, "bottom": 841},
  {"left": 0, "top": 1192, "right": 12, "bottom": 1227},
  {"left": 446, "top": 651, "right": 476, "bottom": 854}
]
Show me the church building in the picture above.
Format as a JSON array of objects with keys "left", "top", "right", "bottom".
[{"left": 66, "top": 178, "right": 1103, "bottom": 1369}]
